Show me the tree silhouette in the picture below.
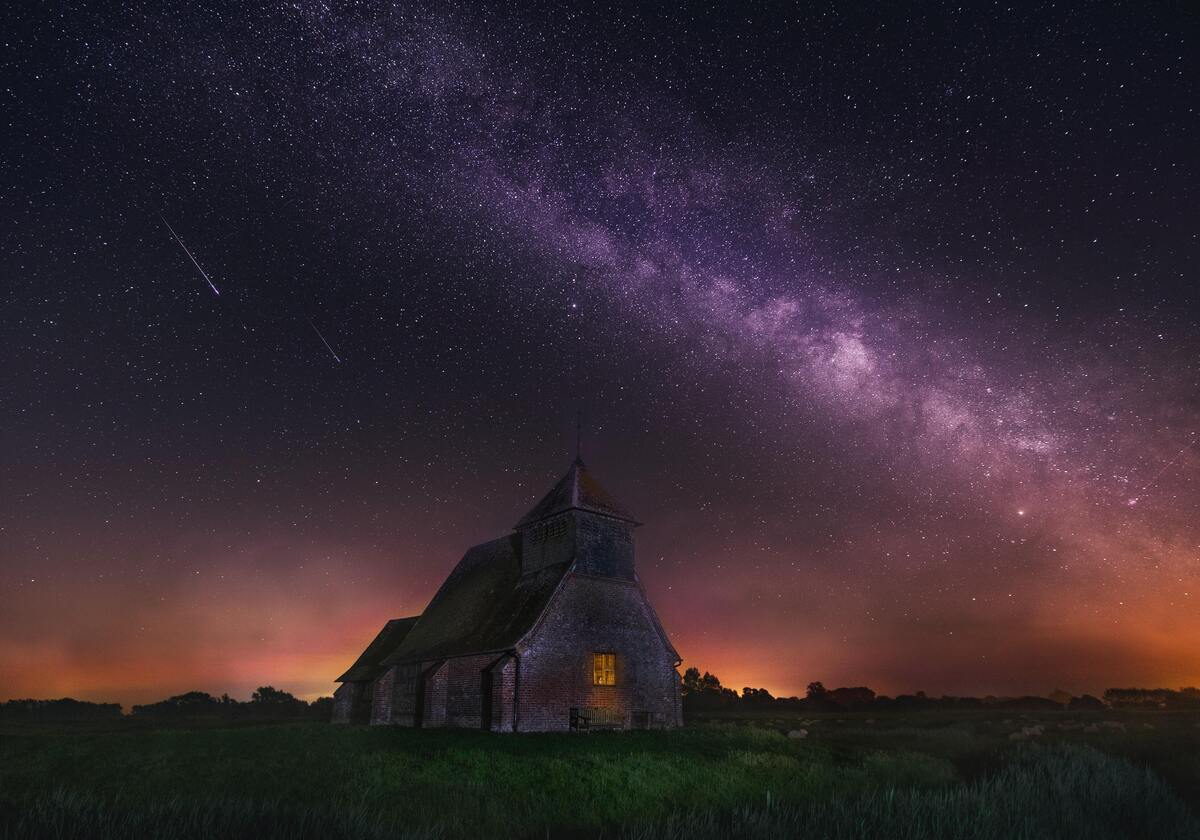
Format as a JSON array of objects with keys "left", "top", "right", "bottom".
[
  {"left": 830, "top": 686, "right": 876, "bottom": 710},
  {"left": 699, "top": 671, "right": 725, "bottom": 695},
  {"left": 251, "top": 686, "right": 298, "bottom": 705},
  {"left": 741, "top": 687, "right": 775, "bottom": 704}
]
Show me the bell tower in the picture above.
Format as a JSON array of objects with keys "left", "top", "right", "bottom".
[{"left": 514, "top": 458, "right": 640, "bottom": 580}]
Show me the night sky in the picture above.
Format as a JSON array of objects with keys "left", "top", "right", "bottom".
[{"left": 3, "top": 3, "right": 1197, "bottom": 708}]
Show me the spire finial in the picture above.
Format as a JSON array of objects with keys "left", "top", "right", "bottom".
[{"left": 574, "top": 408, "right": 583, "bottom": 464}]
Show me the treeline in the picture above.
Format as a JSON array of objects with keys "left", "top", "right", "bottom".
[
  {"left": 132, "top": 687, "right": 332, "bottom": 720},
  {"left": 2, "top": 687, "right": 333, "bottom": 722},
  {"left": 0, "top": 698, "right": 123, "bottom": 721},
  {"left": 682, "top": 669, "right": 1200, "bottom": 713}
]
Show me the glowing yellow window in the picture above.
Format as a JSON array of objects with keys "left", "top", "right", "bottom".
[{"left": 592, "top": 653, "right": 616, "bottom": 685}]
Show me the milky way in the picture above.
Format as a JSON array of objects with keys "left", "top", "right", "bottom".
[{"left": 3, "top": 3, "right": 1197, "bottom": 705}]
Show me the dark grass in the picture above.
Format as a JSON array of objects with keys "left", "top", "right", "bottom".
[
  {"left": 633, "top": 746, "right": 1199, "bottom": 840},
  {"left": 0, "top": 712, "right": 1197, "bottom": 838}
]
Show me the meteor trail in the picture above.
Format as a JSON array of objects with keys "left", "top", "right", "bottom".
[
  {"left": 160, "top": 215, "right": 220, "bottom": 296},
  {"left": 307, "top": 318, "right": 342, "bottom": 364},
  {"left": 1127, "top": 433, "right": 1197, "bottom": 506}
]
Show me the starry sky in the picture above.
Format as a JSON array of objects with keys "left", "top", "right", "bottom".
[{"left": 3, "top": 2, "right": 1198, "bottom": 708}]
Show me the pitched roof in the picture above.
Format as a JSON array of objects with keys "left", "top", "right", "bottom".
[
  {"left": 380, "top": 535, "right": 569, "bottom": 666},
  {"left": 346, "top": 463, "right": 641, "bottom": 673},
  {"left": 515, "top": 458, "right": 640, "bottom": 528},
  {"left": 336, "top": 616, "right": 420, "bottom": 682}
]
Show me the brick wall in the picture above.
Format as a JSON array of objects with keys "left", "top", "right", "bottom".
[
  {"left": 421, "top": 661, "right": 448, "bottom": 727},
  {"left": 420, "top": 653, "right": 505, "bottom": 729},
  {"left": 486, "top": 655, "right": 517, "bottom": 732},
  {"left": 390, "top": 663, "right": 423, "bottom": 726},
  {"left": 333, "top": 681, "right": 374, "bottom": 724},
  {"left": 514, "top": 573, "right": 681, "bottom": 732},
  {"left": 368, "top": 656, "right": 517, "bottom": 729},
  {"left": 370, "top": 666, "right": 397, "bottom": 725},
  {"left": 331, "top": 682, "right": 355, "bottom": 723}
]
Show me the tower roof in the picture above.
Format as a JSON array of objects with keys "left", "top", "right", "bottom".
[{"left": 515, "top": 458, "right": 640, "bottom": 528}]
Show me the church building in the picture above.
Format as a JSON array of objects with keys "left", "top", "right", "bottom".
[{"left": 332, "top": 458, "right": 683, "bottom": 731}]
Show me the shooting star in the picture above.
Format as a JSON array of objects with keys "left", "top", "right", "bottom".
[
  {"left": 160, "top": 215, "right": 220, "bottom": 296},
  {"left": 307, "top": 318, "right": 342, "bottom": 364},
  {"left": 1126, "top": 433, "right": 1197, "bottom": 506}
]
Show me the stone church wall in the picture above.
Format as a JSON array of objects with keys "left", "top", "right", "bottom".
[
  {"left": 370, "top": 666, "right": 396, "bottom": 725},
  {"left": 331, "top": 682, "right": 356, "bottom": 723},
  {"left": 420, "top": 653, "right": 504, "bottom": 729},
  {"left": 515, "top": 573, "right": 681, "bottom": 732},
  {"left": 390, "top": 663, "right": 423, "bottom": 726},
  {"left": 421, "top": 661, "right": 448, "bottom": 727},
  {"left": 486, "top": 655, "right": 517, "bottom": 732},
  {"left": 369, "top": 663, "right": 423, "bottom": 725}
]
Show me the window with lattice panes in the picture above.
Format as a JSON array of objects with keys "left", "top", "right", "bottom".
[{"left": 592, "top": 652, "right": 616, "bottom": 685}]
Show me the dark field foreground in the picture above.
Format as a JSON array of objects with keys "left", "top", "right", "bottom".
[{"left": 1, "top": 712, "right": 1198, "bottom": 838}]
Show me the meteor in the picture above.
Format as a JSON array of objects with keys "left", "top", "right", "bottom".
[
  {"left": 160, "top": 215, "right": 220, "bottom": 296},
  {"left": 307, "top": 318, "right": 342, "bottom": 364},
  {"left": 1127, "top": 433, "right": 1197, "bottom": 506}
]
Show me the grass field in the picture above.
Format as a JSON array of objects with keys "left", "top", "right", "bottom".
[{"left": 1, "top": 711, "right": 1198, "bottom": 838}]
